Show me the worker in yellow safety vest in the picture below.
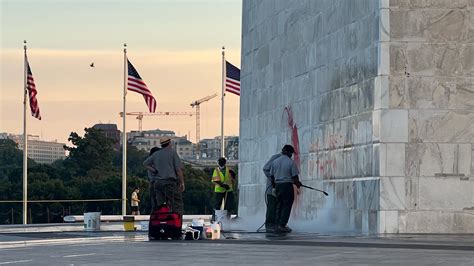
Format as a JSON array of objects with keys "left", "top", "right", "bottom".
[{"left": 211, "top": 157, "right": 236, "bottom": 216}]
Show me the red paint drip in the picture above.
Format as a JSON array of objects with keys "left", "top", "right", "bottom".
[
  {"left": 284, "top": 106, "right": 302, "bottom": 219},
  {"left": 284, "top": 106, "right": 300, "bottom": 169}
]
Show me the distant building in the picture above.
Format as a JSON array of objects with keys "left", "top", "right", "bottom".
[
  {"left": 128, "top": 129, "right": 177, "bottom": 151},
  {"left": 225, "top": 136, "right": 239, "bottom": 160},
  {"left": 199, "top": 136, "right": 239, "bottom": 160},
  {"left": 174, "top": 137, "right": 194, "bottom": 159},
  {"left": 7, "top": 134, "right": 66, "bottom": 164},
  {"left": 125, "top": 129, "right": 238, "bottom": 161},
  {"left": 199, "top": 138, "right": 220, "bottom": 160},
  {"left": 92, "top": 124, "right": 121, "bottom": 149}
]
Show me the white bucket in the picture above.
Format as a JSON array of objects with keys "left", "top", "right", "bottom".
[
  {"left": 191, "top": 218, "right": 204, "bottom": 238},
  {"left": 84, "top": 212, "right": 101, "bottom": 231},
  {"left": 140, "top": 221, "right": 149, "bottom": 231},
  {"left": 191, "top": 218, "right": 204, "bottom": 227}
]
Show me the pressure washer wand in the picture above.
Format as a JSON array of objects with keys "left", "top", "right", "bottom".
[{"left": 300, "top": 184, "right": 329, "bottom": 196}]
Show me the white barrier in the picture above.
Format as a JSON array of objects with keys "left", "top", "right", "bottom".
[{"left": 64, "top": 214, "right": 212, "bottom": 223}]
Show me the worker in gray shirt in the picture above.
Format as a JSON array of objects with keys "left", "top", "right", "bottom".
[
  {"left": 146, "top": 146, "right": 160, "bottom": 212},
  {"left": 143, "top": 138, "right": 185, "bottom": 215},
  {"left": 262, "top": 153, "right": 281, "bottom": 232},
  {"left": 269, "top": 144, "right": 301, "bottom": 233}
]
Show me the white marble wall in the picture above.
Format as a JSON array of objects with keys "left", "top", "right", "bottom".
[
  {"left": 378, "top": 0, "right": 474, "bottom": 233},
  {"left": 240, "top": 0, "right": 381, "bottom": 234},
  {"left": 240, "top": 0, "right": 474, "bottom": 234}
]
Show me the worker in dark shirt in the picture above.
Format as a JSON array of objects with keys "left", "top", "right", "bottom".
[
  {"left": 143, "top": 138, "right": 185, "bottom": 215},
  {"left": 146, "top": 146, "right": 160, "bottom": 212},
  {"left": 262, "top": 153, "right": 281, "bottom": 232},
  {"left": 268, "top": 145, "right": 301, "bottom": 233}
]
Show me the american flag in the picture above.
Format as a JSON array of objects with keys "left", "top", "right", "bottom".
[
  {"left": 127, "top": 59, "right": 157, "bottom": 113},
  {"left": 225, "top": 61, "right": 240, "bottom": 96},
  {"left": 26, "top": 58, "right": 41, "bottom": 120}
]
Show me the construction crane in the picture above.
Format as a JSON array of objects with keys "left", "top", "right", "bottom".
[
  {"left": 190, "top": 93, "right": 218, "bottom": 158},
  {"left": 119, "top": 111, "right": 194, "bottom": 133}
]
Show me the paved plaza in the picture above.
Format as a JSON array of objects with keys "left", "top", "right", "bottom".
[{"left": 1, "top": 224, "right": 473, "bottom": 265}]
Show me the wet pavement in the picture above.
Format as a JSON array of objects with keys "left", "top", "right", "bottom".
[{"left": 1, "top": 223, "right": 473, "bottom": 265}]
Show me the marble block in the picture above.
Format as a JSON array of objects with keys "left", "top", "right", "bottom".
[
  {"left": 405, "top": 143, "right": 471, "bottom": 177},
  {"left": 418, "top": 177, "right": 473, "bottom": 210},
  {"left": 472, "top": 145, "right": 474, "bottom": 176},
  {"left": 378, "top": 210, "right": 386, "bottom": 233},
  {"left": 387, "top": 77, "right": 474, "bottom": 111},
  {"left": 388, "top": 75, "right": 409, "bottom": 109},
  {"left": 374, "top": 109, "right": 409, "bottom": 142},
  {"left": 379, "top": 7, "right": 390, "bottom": 42},
  {"left": 354, "top": 179, "right": 380, "bottom": 210},
  {"left": 378, "top": 143, "right": 387, "bottom": 176},
  {"left": 238, "top": 184, "right": 265, "bottom": 212},
  {"left": 238, "top": 163, "right": 253, "bottom": 185},
  {"left": 380, "top": 177, "right": 406, "bottom": 210},
  {"left": 386, "top": 144, "right": 406, "bottom": 176},
  {"left": 389, "top": 43, "right": 407, "bottom": 75},
  {"left": 405, "top": 177, "right": 419, "bottom": 210},
  {"left": 449, "top": 78, "right": 474, "bottom": 110},
  {"left": 385, "top": 210, "right": 400, "bottom": 233},
  {"left": 404, "top": 210, "right": 474, "bottom": 233},
  {"left": 409, "top": 110, "right": 474, "bottom": 143},
  {"left": 375, "top": 75, "right": 390, "bottom": 110},
  {"left": 423, "top": 10, "right": 467, "bottom": 42}
]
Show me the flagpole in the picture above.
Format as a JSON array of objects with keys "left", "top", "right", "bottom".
[
  {"left": 220, "top": 46, "right": 225, "bottom": 158},
  {"left": 122, "top": 43, "right": 127, "bottom": 216},
  {"left": 22, "top": 40, "right": 28, "bottom": 225}
]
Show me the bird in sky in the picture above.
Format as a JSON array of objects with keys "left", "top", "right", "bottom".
[{"left": 90, "top": 62, "right": 95, "bottom": 67}]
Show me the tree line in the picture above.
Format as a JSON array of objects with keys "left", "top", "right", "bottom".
[{"left": 0, "top": 127, "right": 226, "bottom": 224}]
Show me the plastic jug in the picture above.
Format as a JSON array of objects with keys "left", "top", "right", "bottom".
[
  {"left": 203, "top": 226, "right": 212, "bottom": 239},
  {"left": 210, "top": 222, "right": 221, "bottom": 240}
]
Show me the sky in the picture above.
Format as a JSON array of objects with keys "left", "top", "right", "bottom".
[{"left": 0, "top": 0, "right": 242, "bottom": 144}]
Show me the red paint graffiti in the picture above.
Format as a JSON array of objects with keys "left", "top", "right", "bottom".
[
  {"left": 284, "top": 106, "right": 300, "bottom": 168},
  {"left": 284, "top": 106, "right": 302, "bottom": 219}
]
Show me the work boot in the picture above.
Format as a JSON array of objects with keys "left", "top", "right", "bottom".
[
  {"left": 276, "top": 225, "right": 292, "bottom": 233},
  {"left": 265, "top": 224, "right": 276, "bottom": 233}
]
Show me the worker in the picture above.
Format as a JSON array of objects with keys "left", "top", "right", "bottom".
[
  {"left": 147, "top": 146, "right": 160, "bottom": 212},
  {"left": 143, "top": 138, "right": 185, "bottom": 215},
  {"left": 262, "top": 152, "right": 281, "bottom": 232},
  {"left": 211, "top": 157, "right": 236, "bottom": 218},
  {"left": 268, "top": 144, "right": 301, "bottom": 233},
  {"left": 131, "top": 187, "right": 140, "bottom": 215}
]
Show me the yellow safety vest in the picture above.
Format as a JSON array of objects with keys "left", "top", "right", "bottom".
[{"left": 212, "top": 167, "right": 233, "bottom": 193}]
